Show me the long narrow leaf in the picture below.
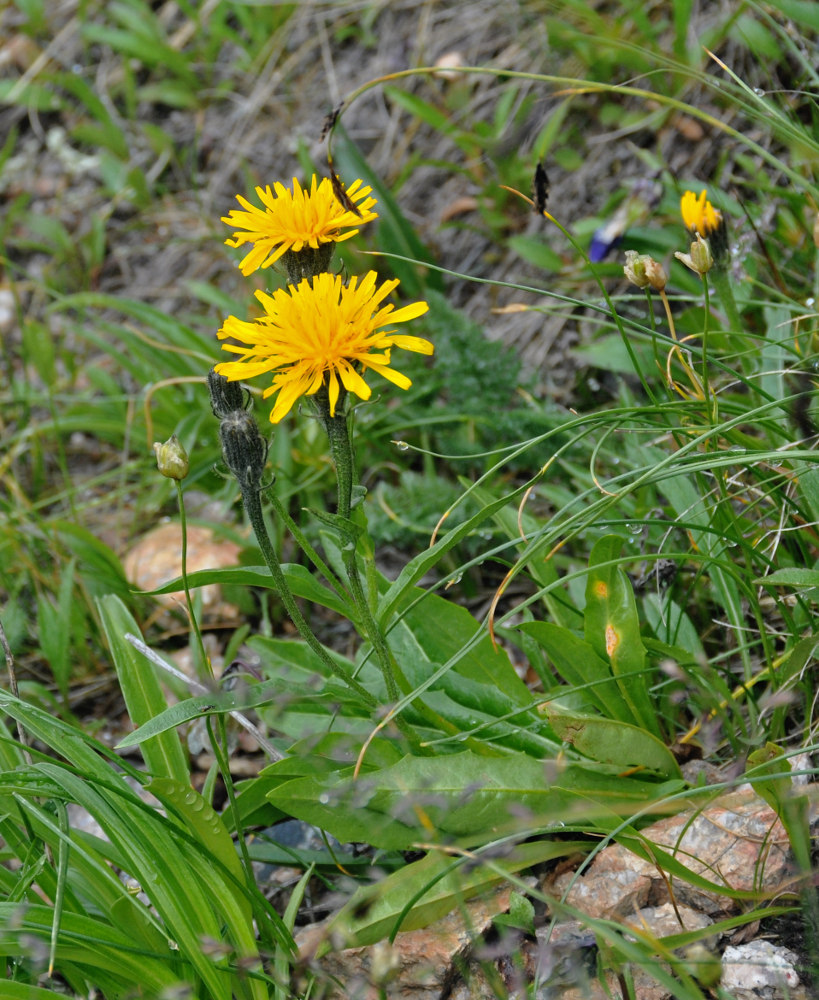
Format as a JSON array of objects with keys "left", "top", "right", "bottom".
[{"left": 97, "top": 594, "right": 190, "bottom": 782}]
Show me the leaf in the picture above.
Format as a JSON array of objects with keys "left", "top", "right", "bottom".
[
  {"left": 754, "top": 567, "right": 819, "bottom": 589},
  {"left": 389, "top": 589, "right": 532, "bottom": 703},
  {"left": 324, "top": 839, "right": 583, "bottom": 952},
  {"left": 584, "top": 536, "right": 660, "bottom": 737},
  {"left": 97, "top": 595, "right": 189, "bottom": 782},
  {"left": 540, "top": 703, "right": 681, "bottom": 778},
  {"left": 642, "top": 593, "right": 705, "bottom": 662},
  {"left": 116, "top": 634, "right": 376, "bottom": 750},
  {"left": 517, "top": 621, "right": 633, "bottom": 721},
  {"left": 0, "top": 903, "right": 180, "bottom": 995},
  {"left": 3, "top": 984, "right": 83, "bottom": 1000},
  {"left": 114, "top": 683, "right": 278, "bottom": 749},
  {"left": 148, "top": 778, "right": 246, "bottom": 887},
  {"left": 36, "top": 559, "right": 77, "bottom": 700},
  {"left": 148, "top": 563, "right": 355, "bottom": 619},
  {"left": 266, "top": 750, "right": 681, "bottom": 850},
  {"left": 304, "top": 508, "right": 362, "bottom": 549},
  {"left": 53, "top": 521, "right": 130, "bottom": 601}
]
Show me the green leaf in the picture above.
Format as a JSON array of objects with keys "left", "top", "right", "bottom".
[
  {"left": 585, "top": 536, "right": 660, "bottom": 737},
  {"left": 97, "top": 595, "right": 189, "bottom": 782},
  {"left": 769, "top": 0, "right": 819, "bottom": 31},
  {"left": 267, "top": 751, "right": 681, "bottom": 850},
  {"left": 325, "top": 839, "right": 581, "bottom": 952},
  {"left": 389, "top": 589, "right": 532, "bottom": 704},
  {"left": 148, "top": 778, "right": 246, "bottom": 888},
  {"left": 643, "top": 593, "right": 705, "bottom": 662},
  {"left": 305, "top": 508, "right": 362, "bottom": 549},
  {"left": 540, "top": 703, "right": 681, "bottom": 778},
  {"left": 754, "top": 567, "right": 819, "bottom": 589},
  {"left": 508, "top": 234, "right": 563, "bottom": 271},
  {"left": 114, "top": 684, "right": 277, "bottom": 749},
  {"left": 116, "top": 634, "right": 376, "bottom": 750},
  {"left": 53, "top": 521, "right": 130, "bottom": 601},
  {"left": 148, "top": 563, "right": 355, "bottom": 619},
  {"left": 383, "top": 86, "right": 456, "bottom": 135},
  {"left": 0, "top": 903, "right": 180, "bottom": 995},
  {"left": 36, "top": 559, "right": 77, "bottom": 700},
  {"left": 377, "top": 483, "right": 529, "bottom": 627},
  {"left": 36, "top": 762, "right": 251, "bottom": 1000},
  {"left": 3, "top": 984, "right": 82, "bottom": 1000},
  {"left": 517, "top": 621, "right": 633, "bottom": 721}
]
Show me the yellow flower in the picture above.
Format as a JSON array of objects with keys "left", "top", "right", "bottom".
[
  {"left": 680, "top": 189, "right": 722, "bottom": 236},
  {"left": 215, "top": 271, "right": 432, "bottom": 423},
  {"left": 222, "top": 176, "right": 378, "bottom": 276}
]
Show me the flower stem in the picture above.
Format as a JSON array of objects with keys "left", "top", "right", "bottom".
[
  {"left": 239, "top": 479, "right": 377, "bottom": 709},
  {"left": 175, "top": 480, "right": 212, "bottom": 681},
  {"left": 323, "top": 406, "right": 404, "bottom": 702},
  {"left": 324, "top": 408, "right": 354, "bottom": 521}
]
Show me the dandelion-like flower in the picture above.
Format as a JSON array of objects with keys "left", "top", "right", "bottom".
[
  {"left": 222, "top": 176, "right": 378, "bottom": 276},
  {"left": 680, "top": 189, "right": 722, "bottom": 236},
  {"left": 214, "top": 271, "right": 432, "bottom": 423}
]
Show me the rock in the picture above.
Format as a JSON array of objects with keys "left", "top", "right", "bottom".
[
  {"left": 721, "top": 940, "right": 801, "bottom": 997},
  {"left": 297, "top": 885, "right": 515, "bottom": 999},
  {"left": 122, "top": 521, "right": 241, "bottom": 622},
  {"left": 621, "top": 902, "right": 713, "bottom": 940},
  {"left": 550, "top": 788, "right": 790, "bottom": 919}
]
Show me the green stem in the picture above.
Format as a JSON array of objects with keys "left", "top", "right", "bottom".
[
  {"left": 239, "top": 480, "right": 377, "bottom": 708},
  {"left": 315, "top": 394, "right": 423, "bottom": 745},
  {"left": 346, "top": 566, "right": 399, "bottom": 702},
  {"left": 323, "top": 406, "right": 402, "bottom": 698},
  {"left": 324, "top": 408, "right": 354, "bottom": 520},
  {"left": 175, "top": 480, "right": 212, "bottom": 680},
  {"left": 266, "top": 488, "right": 351, "bottom": 607}
]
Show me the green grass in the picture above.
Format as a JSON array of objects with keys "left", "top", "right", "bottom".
[{"left": 2, "top": 0, "right": 819, "bottom": 997}]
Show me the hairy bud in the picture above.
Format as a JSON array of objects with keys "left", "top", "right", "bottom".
[
  {"left": 207, "top": 368, "right": 246, "bottom": 418},
  {"left": 219, "top": 408, "right": 268, "bottom": 491}
]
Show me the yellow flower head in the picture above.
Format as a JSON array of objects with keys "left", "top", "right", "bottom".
[
  {"left": 222, "top": 176, "right": 378, "bottom": 276},
  {"left": 214, "top": 271, "right": 432, "bottom": 423},
  {"left": 680, "top": 189, "right": 722, "bottom": 236}
]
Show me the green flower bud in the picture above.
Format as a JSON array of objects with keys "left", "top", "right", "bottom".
[
  {"left": 623, "top": 250, "right": 651, "bottom": 288},
  {"left": 153, "top": 434, "right": 189, "bottom": 480},
  {"left": 675, "top": 233, "right": 713, "bottom": 275},
  {"left": 624, "top": 251, "right": 667, "bottom": 292},
  {"left": 219, "top": 408, "right": 268, "bottom": 491}
]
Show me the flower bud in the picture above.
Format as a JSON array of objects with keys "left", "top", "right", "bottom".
[
  {"left": 813, "top": 210, "right": 819, "bottom": 249},
  {"left": 623, "top": 250, "right": 651, "bottom": 288},
  {"left": 675, "top": 233, "right": 713, "bottom": 275},
  {"left": 153, "top": 434, "right": 189, "bottom": 480},
  {"left": 644, "top": 258, "right": 667, "bottom": 292},
  {"left": 219, "top": 408, "right": 268, "bottom": 491},
  {"left": 207, "top": 368, "right": 245, "bottom": 418}
]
